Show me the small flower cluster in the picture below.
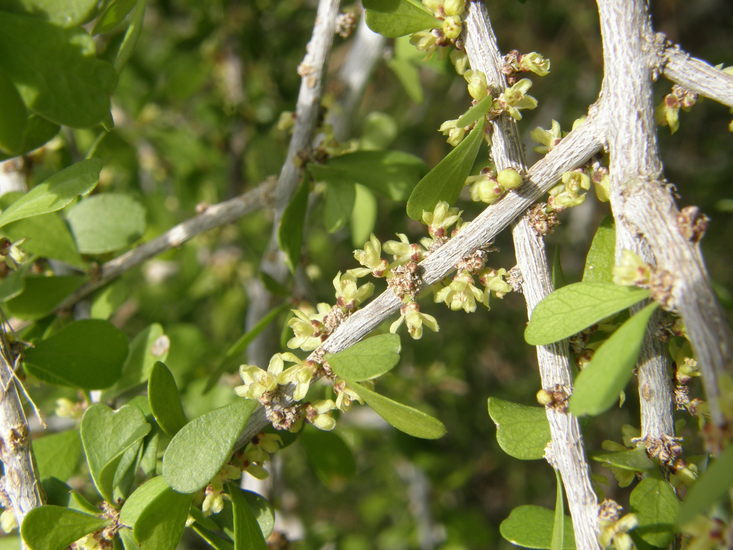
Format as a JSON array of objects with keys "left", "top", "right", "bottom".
[
  {"left": 502, "top": 49, "right": 551, "bottom": 83},
  {"left": 598, "top": 499, "right": 638, "bottom": 550},
  {"left": 410, "top": 0, "right": 467, "bottom": 55},
  {"left": 655, "top": 84, "right": 697, "bottom": 134},
  {"left": 547, "top": 169, "right": 591, "bottom": 210},
  {"left": 466, "top": 166, "right": 523, "bottom": 205}
]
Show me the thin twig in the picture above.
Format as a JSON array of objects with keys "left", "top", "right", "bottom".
[
  {"left": 56, "top": 178, "right": 276, "bottom": 311},
  {"left": 464, "top": 4, "right": 600, "bottom": 548}
]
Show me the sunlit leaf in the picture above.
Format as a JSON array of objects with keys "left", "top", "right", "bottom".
[
  {"left": 455, "top": 95, "right": 492, "bottom": 128},
  {"left": 488, "top": 398, "right": 550, "bottom": 460},
  {"left": 363, "top": 0, "right": 439, "bottom": 38},
  {"left": 148, "top": 361, "right": 187, "bottom": 436},
  {"left": 33, "top": 430, "right": 82, "bottom": 482},
  {"left": 67, "top": 193, "right": 146, "bottom": 254},
  {"left": 229, "top": 485, "right": 268, "bottom": 550},
  {"left": 326, "top": 334, "right": 401, "bottom": 381},
  {"left": 631, "top": 477, "right": 678, "bottom": 547},
  {"left": 582, "top": 217, "right": 615, "bottom": 283},
  {"left": 21, "top": 506, "right": 108, "bottom": 550},
  {"left": 500, "top": 505, "right": 575, "bottom": 550}
]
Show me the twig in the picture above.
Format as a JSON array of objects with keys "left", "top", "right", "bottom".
[
  {"left": 464, "top": 4, "right": 600, "bottom": 548},
  {"left": 56, "top": 178, "right": 276, "bottom": 312},
  {"left": 596, "top": 0, "right": 733, "bottom": 433},
  {"left": 654, "top": 37, "right": 733, "bottom": 108}
]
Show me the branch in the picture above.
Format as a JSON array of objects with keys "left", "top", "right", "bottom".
[
  {"left": 597, "top": 0, "right": 733, "bottom": 434},
  {"left": 464, "top": 4, "right": 600, "bottom": 548},
  {"left": 655, "top": 38, "right": 733, "bottom": 108},
  {"left": 56, "top": 178, "right": 276, "bottom": 311}
]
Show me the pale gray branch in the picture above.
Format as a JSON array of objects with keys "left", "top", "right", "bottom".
[
  {"left": 657, "top": 39, "right": 733, "bottom": 108},
  {"left": 465, "top": 4, "right": 600, "bottom": 548},
  {"left": 56, "top": 178, "right": 276, "bottom": 311}
]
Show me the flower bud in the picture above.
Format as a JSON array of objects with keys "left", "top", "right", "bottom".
[
  {"left": 464, "top": 70, "right": 489, "bottom": 100},
  {"left": 442, "top": 16, "right": 463, "bottom": 40},
  {"left": 497, "top": 168, "right": 523, "bottom": 190},
  {"left": 519, "top": 52, "right": 551, "bottom": 76},
  {"left": 443, "top": 0, "right": 465, "bottom": 16}
]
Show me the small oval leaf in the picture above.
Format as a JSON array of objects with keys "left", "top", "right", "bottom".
[
  {"left": 349, "top": 382, "right": 446, "bottom": 439},
  {"left": 363, "top": 0, "right": 439, "bottom": 38},
  {"left": 229, "top": 485, "right": 268, "bottom": 550},
  {"left": 163, "top": 399, "right": 258, "bottom": 493},
  {"left": 406, "top": 118, "right": 485, "bottom": 220},
  {"left": 582, "top": 217, "right": 615, "bottom": 283},
  {"left": 21, "top": 506, "right": 108, "bottom": 550},
  {"left": 133, "top": 483, "right": 193, "bottom": 550},
  {"left": 631, "top": 477, "right": 679, "bottom": 547},
  {"left": 455, "top": 95, "right": 492, "bottom": 128},
  {"left": 500, "top": 505, "right": 575, "bottom": 550},
  {"left": 325, "top": 334, "right": 401, "bottom": 381},
  {"left": 569, "top": 302, "right": 659, "bottom": 416},
  {"left": 525, "top": 282, "right": 649, "bottom": 345},
  {"left": 24, "top": 319, "right": 128, "bottom": 388},
  {"left": 67, "top": 193, "right": 146, "bottom": 254},
  {"left": 487, "top": 398, "right": 550, "bottom": 460},
  {"left": 148, "top": 361, "right": 187, "bottom": 436}
]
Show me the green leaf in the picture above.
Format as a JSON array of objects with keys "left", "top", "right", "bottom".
[
  {"left": 360, "top": 111, "right": 398, "bottom": 150},
  {"left": 487, "top": 397, "right": 550, "bottom": 460},
  {"left": 678, "top": 445, "right": 733, "bottom": 526},
  {"left": 0, "top": 211, "right": 84, "bottom": 268},
  {"left": 134, "top": 481, "right": 193, "bottom": 550},
  {"left": 387, "top": 58, "right": 423, "bottom": 103},
  {"left": 0, "top": 114, "right": 59, "bottom": 160},
  {"left": 500, "top": 506, "right": 575, "bottom": 550},
  {"left": 525, "top": 282, "right": 650, "bottom": 345},
  {"left": 308, "top": 150, "right": 426, "bottom": 201},
  {"left": 24, "top": 319, "right": 128, "bottom": 388},
  {"left": 5, "top": 274, "right": 84, "bottom": 320},
  {"left": 205, "top": 303, "right": 289, "bottom": 392},
  {"left": 551, "top": 470, "right": 564, "bottom": 550},
  {"left": 229, "top": 486, "right": 268, "bottom": 550},
  {"left": 109, "top": 323, "right": 169, "bottom": 395},
  {"left": 569, "top": 302, "right": 658, "bottom": 416},
  {"left": 120, "top": 476, "right": 169, "bottom": 527},
  {"left": 0, "top": 159, "right": 102, "bottom": 227},
  {"left": 113, "top": 0, "right": 146, "bottom": 72},
  {"left": 0, "top": 71, "right": 27, "bottom": 154},
  {"left": 301, "top": 425, "right": 356, "bottom": 486},
  {"left": 1, "top": 0, "right": 98, "bottom": 27},
  {"left": 162, "top": 399, "right": 257, "bottom": 493},
  {"left": 323, "top": 180, "right": 355, "bottom": 233},
  {"left": 582, "top": 217, "right": 615, "bottom": 283},
  {"left": 351, "top": 184, "right": 377, "bottom": 247},
  {"left": 349, "top": 382, "right": 446, "bottom": 439},
  {"left": 148, "top": 361, "right": 187, "bottom": 437},
  {"left": 551, "top": 246, "right": 566, "bottom": 288},
  {"left": 0, "top": 267, "right": 26, "bottom": 302},
  {"left": 80, "top": 403, "right": 151, "bottom": 501},
  {"left": 90, "top": 279, "right": 127, "bottom": 319},
  {"left": 278, "top": 179, "right": 309, "bottom": 273},
  {"left": 0, "top": 12, "right": 116, "bottom": 127},
  {"left": 406, "top": 118, "right": 485, "bottom": 220},
  {"left": 32, "top": 430, "right": 82, "bottom": 482},
  {"left": 67, "top": 193, "right": 146, "bottom": 254},
  {"left": 21, "top": 506, "right": 108, "bottom": 550},
  {"left": 363, "top": 0, "right": 440, "bottom": 38},
  {"left": 93, "top": 0, "right": 138, "bottom": 33},
  {"left": 325, "top": 334, "right": 401, "bottom": 382},
  {"left": 455, "top": 95, "right": 493, "bottom": 128},
  {"left": 119, "top": 528, "right": 142, "bottom": 550},
  {"left": 591, "top": 446, "right": 655, "bottom": 472},
  {"left": 631, "top": 477, "right": 679, "bottom": 547}
]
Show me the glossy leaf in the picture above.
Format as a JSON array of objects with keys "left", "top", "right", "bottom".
[
  {"left": 1, "top": 0, "right": 98, "bottom": 27},
  {"left": 487, "top": 398, "right": 550, "bottom": 460},
  {"left": 21, "top": 506, "right": 108, "bottom": 550},
  {"left": 325, "top": 334, "right": 401, "bottom": 382},
  {"left": 351, "top": 184, "right": 377, "bottom": 246},
  {"left": 308, "top": 150, "right": 426, "bottom": 201},
  {"left": 162, "top": 399, "right": 257, "bottom": 493},
  {"left": 24, "top": 319, "right": 127, "bottom": 388},
  {"left": 0, "top": 13, "right": 116, "bottom": 127},
  {"left": 301, "top": 426, "right": 356, "bottom": 486},
  {"left": 406, "top": 118, "right": 485, "bottom": 220},
  {"left": 525, "top": 282, "right": 649, "bottom": 345},
  {"left": 133, "top": 483, "right": 193, "bottom": 550},
  {"left": 551, "top": 470, "right": 564, "bottom": 550},
  {"left": 148, "top": 361, "right": 187, "bottom": 436},
  {"left": 678, "top": 445, "right": 733, "bottom": 525},
  {"left": 0, "top": 211, "right": 84, "bottom": 267},
  {"left": 93, "top": 0, "right": 138, "bottom": 33},
  {"left": 0, "top": 71, "right": 27, "bottom": 154},
  {"left": 582, "top": 217, "right": 616, "bottom": 283},
  {"left": 0, "top": 159, "right": 102, "bottom": 227},
  {"left": 500, "top": 505, "right": 575, "bottom": 550},
  {"left": 5, "top": 275, "right": 84, "bottom": 320},
  {"left": 67, "top": 193, "right": 146, "bottom": 254},
  {"left": 349, "top": 382, "right": 446, "bottom": 439},
  {"left": 569, "top": 302, "right": 658, "bottom": 416},
  {"left": 32, "top": 430, "right": 82, "bottom": 482},
  {"left": 363, "top": 0, "right": 439, "bottom": 38},
  {"left": 323, "top": 179, "right": 355, "bottom": 233},
  {"left": 229, "top": 486, "right": 268, "bottom": 550},
  {"left": 455, "top": 95, "right": 493, "bottom": 128},
  {"left": 80, "top": 403, "right": 151, "bottom": 501},
  {"left": 110, "top": 323, "right": 169, "bottom": 395},
  {"left": 631, "top": 477, "right": 678, "bottom": 547},
  {"left": 591, "top": 446, "right": 655, "bottom": 472},
  {"left": 278, "top": 179, "right": 309, "bottom": 273}
]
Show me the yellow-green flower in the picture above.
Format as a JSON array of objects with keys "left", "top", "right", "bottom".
[
  {"left": 383, "top": 233, "right": 425, "bottom": 263},
  {"left": 286, "top": 303, "right": 331, "bottom": 350},
  {"left": 353, "top": 234, "right": 388, "bottom": 277},
  {"left": 519, "top": 52, "right": 551, "bottom": 76},
  {"left": 613, "top": 249, "right": 651, "bottom": 287},
  {"left": 390, "top": 301, "right": 439, "bottom": 339},
  {"left": 464, "top": 70, "right": 489, "bottom": 100},
  {"left": 497, "top": 78, "right": 538, "bottom": 120},
  {"left": 439, "top": 118, "right": 467, "bottom": 146},
  {"left": 333, "top": 270, "right": 374, "bottom": 309},
  {"left": 530, "top": 120, "right": 563, "bottom": 154},
  {"left": 422, "top": 201, "right": 462, "bottom": 239},
  {"left": 306, "top": 399, "right": 337, "bottom": 431},
  {"left": 434, "top": 271, "right": 488, "bottom": 312}
]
